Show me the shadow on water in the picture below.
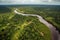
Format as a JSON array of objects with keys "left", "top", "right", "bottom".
[{"left": 0, "top": 6, "right": 12, "bottom": 13}]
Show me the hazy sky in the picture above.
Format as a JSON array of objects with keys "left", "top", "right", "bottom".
[{"left": 0, "top": 0, "right": 60, "bottom": 5}]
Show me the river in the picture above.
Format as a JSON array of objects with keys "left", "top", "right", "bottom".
[{"left": 14, "top": 9, "right": 60, "bottom": 40}]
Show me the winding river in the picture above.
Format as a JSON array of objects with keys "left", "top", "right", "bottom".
[{"left": 14, "top": 9, "right": 60, "bottom": 40}]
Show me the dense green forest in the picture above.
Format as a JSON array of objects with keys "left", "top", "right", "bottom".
[
  {"left": 18, "top": 6, "right": 60, "bottom": 32},
  {"left": 0, "top": 6, "right": 51, "bottom": 40}
]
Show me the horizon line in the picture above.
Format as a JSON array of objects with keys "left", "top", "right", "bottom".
[{"left": 0, "top": 4, "right": 60, "bottom": 5}]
